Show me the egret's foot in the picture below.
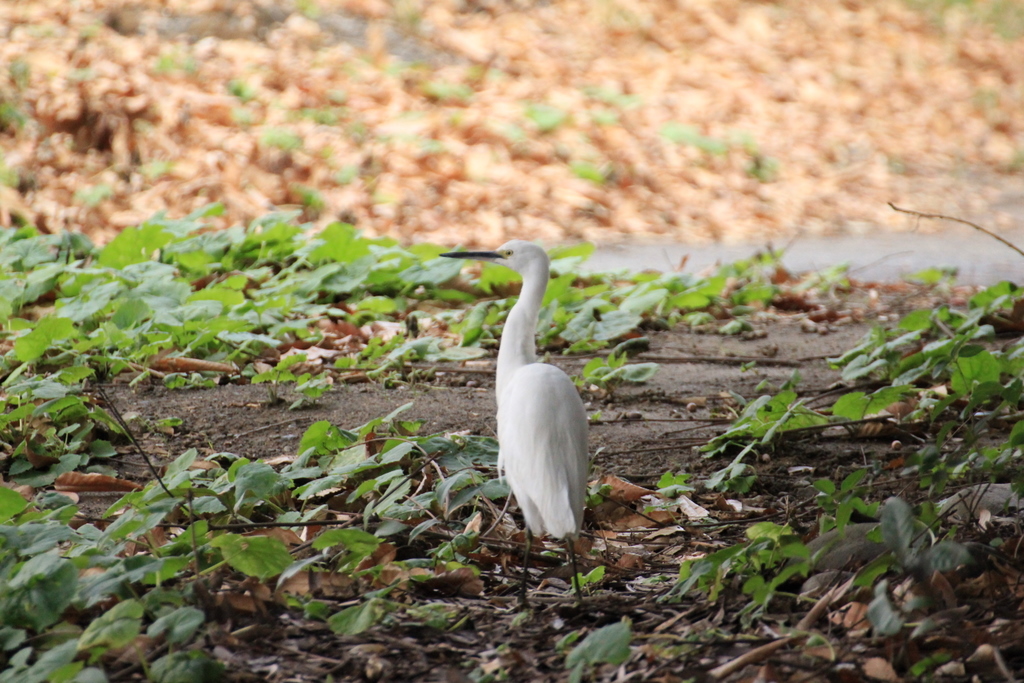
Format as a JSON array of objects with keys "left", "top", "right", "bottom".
[
  {"left": 519, "top": 530, "right": 533, "bottom": 609},
  {"left": 567, "top": 539, "right": 583, "bottom": 603}
]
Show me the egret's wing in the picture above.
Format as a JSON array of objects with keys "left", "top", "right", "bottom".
[{"left": 498, "top": 363, "right": 589, "bottom": 539}]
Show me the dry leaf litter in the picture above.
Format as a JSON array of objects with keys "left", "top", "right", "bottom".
[{"left": 0, "top": 0, "right": 1022, "bottom": 247}]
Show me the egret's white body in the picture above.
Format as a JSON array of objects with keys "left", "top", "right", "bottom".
[
  {"left": 498, "top": 362, "right": 588, "bottom": 540},
  {"left": 441, "top": 240, "right": 589, "bottom": 600}
]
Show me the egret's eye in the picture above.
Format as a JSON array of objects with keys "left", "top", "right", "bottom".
[{"left": 502, "top": 250, "right": 513, "bottom": 258}]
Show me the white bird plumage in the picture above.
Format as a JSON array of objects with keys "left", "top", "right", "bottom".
[{"left": 441, "top": 240, "right": 589, "bottom": 602}]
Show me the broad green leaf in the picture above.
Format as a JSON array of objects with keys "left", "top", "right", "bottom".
[
  {"left": 831, "top": 386, "right": 915, "bottom": 420},
  {"left": 4, "top": 552, "right": 77, "bottom": 631},
  {"left": 78, "top": 599, "right": 144, "bottom": 651},
  {"left": 566, "top": 619, "right": 632, "bottom": 669},
  {"left": 356, "top": 296, "right": 397, "bottom": 314},
  {"left": 880, "top": 497, "right": 914, "bottom": 559},
  {"left": 0, "top": 487, "right": 28, "bottom": 523},
  {"left": 561, "top": 307, "right": 640, "bottom": 343},
  {"left": 189, "top": 287, "right": 244, "bottom": 308},
  {"left": 13, "top": 316, "right": 76, "bottom": 362},
  {"left": 951, "top": 348, "right": 1001, "bottom": 394},
  {"left": 478, "top": 263, "right": 520, "bottom": 294},
  {"left": 328, "top": 598, "right": 394, "bottom": 635},
  {"left": 525, "top": 103, "right": 569, "bottom": 132},
  {"left": 313, "top": 528, "right": 381, "bottom": 554},
  {"left": 309, "top": 222, "right": 372, "bottom": 263},
  {"left": 210, "top": 534, "right": 293, "bottom": 580},
  {"left": 0, "top": 625, "right": 26, "bottom": 651},
  {"left": 111, "top": 298, "right": 153, "bottom": 329},
  {"left": 148, "top": 607, "right": 205, "bottom": 645},
  {"left": 98, "top": 221, "right": 175, "bottom": 268},
  {"left": 399, "top": 258, "right": 464, "bottom": 286},
  {"left": 233, "top": 462, "right": 288, "bottom": 505},
  {"left": 548, "top": 242, "right": 595, "bottom": 261},
  {"left": 671, "top": 291, "right": 712, "bottom": 310},
  {"left": 866, "top": 581, "right": 903, "bottom": 636},
  {"left": 298, "top": 421, "right": 354, "bottom": 456},
  {"left": 606, "top": 362, "right": 659, "bottom": 384},
  {"left": 149, "top": 651, "right": 225, "bottom": 683},
  {"left": 745, "top": 522, "right": 793, "bottom": 541},
  {"left": 13, "top": 639, "right": 79, "bottom": 683},
  {"left": 620, "top": 288, "right": 668, "bottom": 314},
  {"left": 1009, "top": 419, "right": 1024, "bottom": 447},
  {"left": 919, "top": 541, "right": 973, "bottom": 573},
  {"left": 659, "top": 123, "right": 729, "bottom": 155}
]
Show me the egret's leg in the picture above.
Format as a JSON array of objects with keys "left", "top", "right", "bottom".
[
  {"left": 519, "top": 530, "right": 533, "bottom": 606},
  {"left": 567, "top": 539, "right": 583, "bottom": 602}
]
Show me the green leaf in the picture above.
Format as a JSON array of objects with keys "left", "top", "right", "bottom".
[
  {"left": 210, "top": 534, "right": 293, "bottom": 580},
  {"left": 78, "top": 599, "right": 144, "bottom": 651},
  {"left": 313, "top": 528, "right": 381, "bottom": 554},
  {"left": 477, "top": 262, "right": 519, "bottom": 294},
  {"left": 308, "top": 223, "right": 372, "bottom": 263},
  {"left": 919, "top": 541, "right": 972, "bottom": 574},
  {"left": 148, "top": 607, "right": 205, "bottom": 645},
  {"left": 13, "top": 316, "right": 76, "bottom": 362},
  {"left": 98, "top": 221, "right": 175, "bottom": 268},
  {"left": 0, "top": 625, "right": 26, "bottom": 651},
  {"left": 525, "top": 103, "right": 569, "bottom": 133},
  {"left": 659, "top": 123, "right": 729, "bottom": 155},
  {"left": 561, "top": 306, "right": 641, "bottom": 343},
  {"left": 548, "top": 242, "right": 595, "bottom": 262},
  {"left": 14, "top": 639, "right": 79, "bottom": 683},
  {"left": 399, "top": 258, "right": 464, "bottom": 286},
  {"left": 866, "top": 581, "right": 903, "bottom": 636},
  {"left": 233, "top": 462, "right": 287, "bottom": 505},
  {"left": 0, "top": 487, "right": 28, "bottom": 523},
  {"left": 149, "top": 651, "right": 225, "bottom": 683},
  {"left": 4, "top": 552, "right": 77, "bottom": 631},
  {"left": 607, "top": 362, "right": 659, "bottom": 384},
  {"left": 1009, "top": 420, "right": 1024, "bottom": 448},
  {"left": 111, "top": 298, "right": 153, "bottom": 329},
  {"left": 832, "top": 386, "right": 915, "bottom": 420},
  {"left": 566, "top": 619, "right": 632, "bottom": 669},
  {"left": 951, "top": 348, "right": 1001, "bottom": 394},
  {"left": 328, "top": 598, "right": 394, "bottom": 635},
  {"left": 880, "top": 497, "right": 914, "bottom": 559},
  {"left": 298, "top": 421, "right": 353, "bottom": 456},
  {"left": 569, "top": 161, "right": 606, "bottom": 184}
]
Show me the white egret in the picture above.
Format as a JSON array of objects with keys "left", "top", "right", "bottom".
[{"left": 441, "top": 241, "right": 589, "bottom": 603}]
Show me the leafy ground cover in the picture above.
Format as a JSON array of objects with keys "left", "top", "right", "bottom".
[
  {"left": 2, "top": 214, "right": 1024, "bottom": 681},
  {"left": 1, "top": 0, "right": 1023, "bottom": 248}
]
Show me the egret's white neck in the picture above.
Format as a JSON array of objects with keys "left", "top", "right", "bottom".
[{"left": 496, "top": 258, "right": 549, "bottom": 406}]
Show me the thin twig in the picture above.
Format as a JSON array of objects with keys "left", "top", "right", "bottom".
[
  {"left": 641, "top": 354, "right": 802, "bottom": 367},
  {"left": 889, "top": 203, "right": 1024, "bottom": 260},
  {"left": 74, "top": 515, "right": 362, "bottom": 530},
  {"left": 95, "top": 385, "right": 174, "bottom": 498}
]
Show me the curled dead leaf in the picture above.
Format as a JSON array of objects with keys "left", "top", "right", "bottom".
[
  {"left": 597, "top": 474, "right": 653, "bottom": 503},
  {"left": 150, "top": 357, "right": 237, "bottom": 374},
  {"left": 421, "top": 567, "right": 484, "bottom": 597},
  {"left": 54, "top": 472, "right": 144, "bottom": 493}
]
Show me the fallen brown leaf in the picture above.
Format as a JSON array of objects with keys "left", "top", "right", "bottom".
[{"left": 54, "top": 472, "right": 144, "bottom": 493}]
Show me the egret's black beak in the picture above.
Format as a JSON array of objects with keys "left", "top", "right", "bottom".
[{"left": 439, "top": 250, "right": 502, "bottom": 260}]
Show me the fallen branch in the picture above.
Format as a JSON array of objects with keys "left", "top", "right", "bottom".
[
  {"left": 889, "top": 203, "right": 1024, "bottom": 260},
  {"left": 641, "top": 354, "right": 802, "bottom": 367}
]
